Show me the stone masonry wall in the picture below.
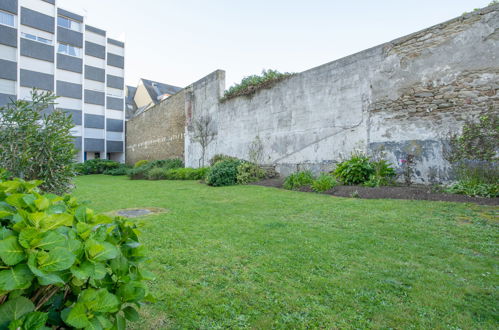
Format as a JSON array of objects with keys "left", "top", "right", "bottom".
[
  {"left": 183, "top": 5, "right": 498, "bottom": 183},
  {"left": 125, "top": 89, "right": 186, "bottom": 165}
]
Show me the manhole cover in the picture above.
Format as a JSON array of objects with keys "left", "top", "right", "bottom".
[
  {"left": 116, "top": 209, "right": 152, "bottom": 218},
  {"left": 107, "top": 207, "right": 168, "bottom": 219}
]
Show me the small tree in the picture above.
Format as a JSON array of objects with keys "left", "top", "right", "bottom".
[
  {"left": 191, "top": 114, "right": 217, "bottom": 167},
  {"left": 0, "top": 90, "right": 76, "bottom": 194}
]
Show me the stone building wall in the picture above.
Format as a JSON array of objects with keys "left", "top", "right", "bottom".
[
  {"left": 183, "top": 5, "right": 498, "bottom": 183},
  {"left": 125, "top": 89, "right": 186, "bottom": 165}
]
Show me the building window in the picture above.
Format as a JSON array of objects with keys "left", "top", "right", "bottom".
[
  {"left": 0, "top": 10, "right": 15, "bottom": 27},
  {"left": 58, "top": 43, "right": 82, "bottom": 57},
  {"left": 57, "top": 16, "right": 81, "bottom": 32},
  {"left": 21, "top": 32, "right": 52, "bottom": 45}
]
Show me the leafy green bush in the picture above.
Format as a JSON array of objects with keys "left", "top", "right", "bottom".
[
  {"left": 222, "top": 70, "right": 294, "bottom": 101},
  {"left": 134, "top": 160, "right": 149, "bottom": 168},
  {"left": 445, "top": 180, "right": 498, "bottom": 198},
  {"left": 75, "top": 159, "right": 122, "bottom": 175},
  {"left": 146, "top": 167, "right": 167, "bottom": 180},
  {"left": 0, "top": 90, "right": 76, "bottom": 195},
  {"left": 311, "top": 174, "right": 337, "bottom": 192},
  {"left": 165, "top": 168, "right": 210, "bottom": 180},
  {"left": 103, "top": 165, "right": 129, "bottom": 176},
  {"left": 283, "top": 171, "right": 314, "bottom": 190},
  {"left": 364, "top": 160, "right": 397, "bottom": 187},
  {"left": 209, "top": 154, "right": 239, "bottom": 166},
  {"left": 334, "top": 153, "right": 374, "bottom": 185},
  {"left": 0, "top": 176, "right": 151, "bottom": 329},
  {"left": 236, "top": 162, "right": 266, "bottom": 184},
  {"left": 206, "top": 159, "right": 242, "bottom": 187},
  {"left": 128, "top": 159, "right": 184, "bottom": 180}
]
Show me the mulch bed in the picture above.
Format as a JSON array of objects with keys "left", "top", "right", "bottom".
[{"left": 251, "top": 178, "right": 499, "bottom": 206}]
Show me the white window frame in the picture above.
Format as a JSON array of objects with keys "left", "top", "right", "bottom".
[
  {"left": 0, "top": 10, "right": 15, "bottom": 28},
  {"left": 57, "top": 15, "right": 81, "bottom": 32},
  {"left": 21, "top": 32, "right": 53, "bottom": 45},
  {"left": 57, "top": 43, "right": 82, "bottom": 58}
]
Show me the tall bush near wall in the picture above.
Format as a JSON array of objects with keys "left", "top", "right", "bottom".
[{"left": 0, "top": 90, "right": 76, "bottom": 194}]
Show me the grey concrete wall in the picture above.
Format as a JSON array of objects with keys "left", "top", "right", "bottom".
[
  {"left": 184, "top": 5, "right": 499, "bottom": 183},
  {"left": 21, "top": 39, "right": 54, "bottom": 62},
  {"left": 85, "top": 41, "right": 105, "bottom": 59},
  {"left": 0, "top": 25, "right": 17, "bottom": 47},
  {"left": 57, "top": 54, "right": 82, "bottom": 73},
  {"left": 20, "top": 7, "right": 54, "bottom": 33},
  {"left": 0, "top": 60, "right": 17, "bottom": 81}
]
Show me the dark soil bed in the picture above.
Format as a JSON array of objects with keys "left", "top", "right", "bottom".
[{"left": 251, "top": 178, "right": 499, "bottom": 206}]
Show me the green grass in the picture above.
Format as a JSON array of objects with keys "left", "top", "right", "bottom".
[{"left": 74, "top": 175, "right": 498, "bottom": 329}]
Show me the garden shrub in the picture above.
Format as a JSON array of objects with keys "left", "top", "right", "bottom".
[
  {"left": 147, "top": 167, "right": 167, "bottom": 180},
  {"left": 209, "top": 154, "right": 239, "bottom": 166},
  {"left": 283, "top": 171, "right": 314, "bottom": 190},
  {"left": 206, "top": 159, "right": 242, "bottom": 186},
  {"left": 236, "top": 162, "right": 266, "bottom": 184},
  {"left": 166, "top": 168, "right": 210, "bottom": 180},
  {"left": 102, "top": 165, "right": 129, "bottom": 176},
  {"left": 444, "top": 113, "right": 498, "bottom": 197},
  {"left": 134, "top": 160, "right": 149, "bottom": 168},
  {"left": 0, "top": 176, "right": 151, "bottom": 329},
  {"left": 445, "top": 180, "right": 498, "bottom": 198},
  {"left": 0, "top": 90, "right": 75, "bottom": 195},
  {"left": 128, "top": 159, "right": 184, "bottom": 180},
  {"left": 333, "top": 153, "right": 374, "bottom": 185},
  {"left": 364, "top": 159, "right": 397, "bottom": 187},
  {"left": 74, "top": 159, "right": 122, "bottom": 175},
  {"left": 311, "top": 174, "right": 337, "bottom": 192}
]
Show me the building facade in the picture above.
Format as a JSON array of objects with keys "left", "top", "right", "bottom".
[{"left": 0, "top": 0, "right": 126, "bottom": 162}]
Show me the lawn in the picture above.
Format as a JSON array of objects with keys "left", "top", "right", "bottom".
[{"left": 74, "top": 175, "right": 498, "bottom": 329}]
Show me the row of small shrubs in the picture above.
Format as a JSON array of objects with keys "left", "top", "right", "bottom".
[
  {"left": 283, "top": 171, "right": 338, "bottom": 192},
  {"left": 128, "top": 159, "right": 184, "bottom": 180},
  {"left": 74, "top": 159, "right": 130, "bottom": 176},
  {"left": 0, "top": 172, "right": 150, "bottom": 329},
  {"left": 148, "top": 167, "right": 210, "bottom": 181}
]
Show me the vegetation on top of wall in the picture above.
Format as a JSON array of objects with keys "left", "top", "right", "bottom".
[
  {"left": 0, "top": 90, "right": 76, "bottom": 195},
  {"left": 221, "top": 70, "right": 295, "bottom": 101},
  {"left": 0, "top": 175, "right": 151, "bottom": 329}
]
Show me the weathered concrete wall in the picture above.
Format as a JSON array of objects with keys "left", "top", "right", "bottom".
[
  {"left": 185, "top": 5, "right": 499, "bottom": 183},
  {"left": 126, "top": 89, "right": 185, "bottom": 165}
]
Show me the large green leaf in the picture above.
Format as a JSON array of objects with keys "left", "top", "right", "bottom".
[
  {"left": 63, "top": 303, "right": 90, "bottom": 329},
  {"left": 36, "top": 247, "right": 75, "bottom": 272},
  {"left": 0, "top": 263, "right": 34, "bottom": 291},
  {"left": 117, "top": 281, "right": 146, "bottom": 303},
  {"left": 34, "top": 197, "right": 50, "bottom": 211},
  {"left": 70, "top": 261, "right": 94, "bottom": 280},
  {"left": 27, "top": 254, "right": 64, "bottom": 286},
  {"left": 0, "top": 236, "right": 26, "bottom": 266},
  {"left": 0, "top": 296, "right": 35, "bottom": 328},
  {"left": 80, "top": 288, "right": 120, "bottom": 313},
  {"left": 0, "top": 228, "right": 14, "bottom": 240},
  {"left": 20, "top": 311, "right": 48, "bottom": 330},
  {"left": 123, "top": 306, "right": 140, "bottom": 322},
  {"left": 33, "top": 231, "right": 67, "bottom": 251},
  {"left": 85, "top": 240, "right": 118, "bottom": 262},
  {"left": 39, "top": 214, "right": 73, "bottom": 231},
  {"left": 18, "top": 227, "right": 41, "bottom": 249}
]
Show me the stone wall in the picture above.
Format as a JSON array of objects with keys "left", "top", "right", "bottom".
[
  {"left": 125, "top": 89, "right": 186, "bottom": 165},
  {"left": 184, "top": 5, "right": 498, "bottom": 183}
]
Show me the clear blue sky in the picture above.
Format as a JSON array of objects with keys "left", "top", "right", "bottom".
[{"left": 58, "top": 0, "right": 492, "bottom": 89}]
